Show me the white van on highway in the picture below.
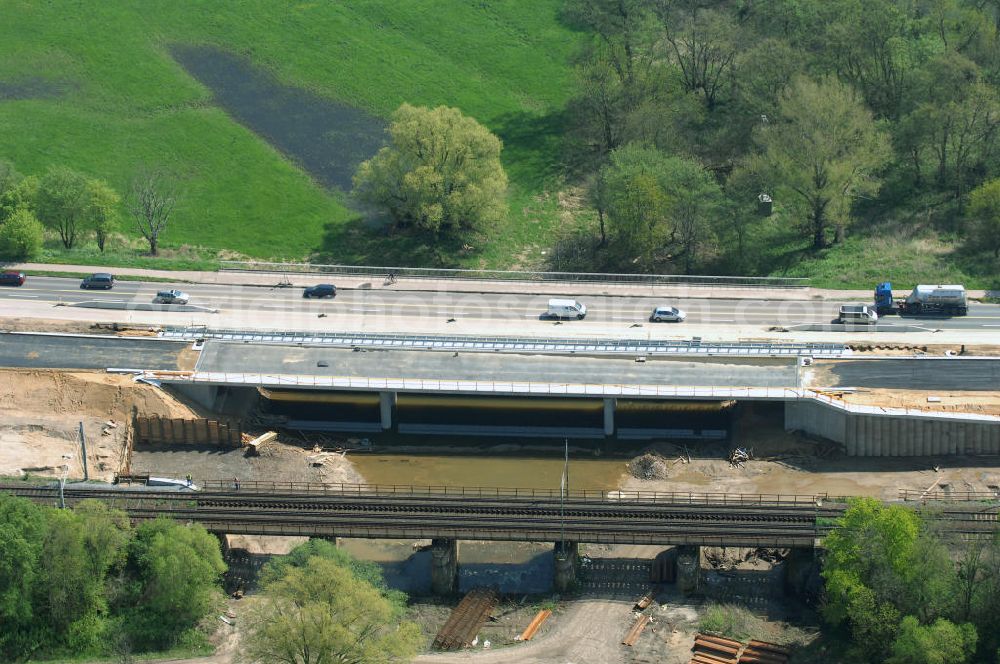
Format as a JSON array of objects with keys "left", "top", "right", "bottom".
[
  {"left": 838, "top": 304, "right": 878, "bottom": 324},
  {"left": 547, "top": 298, "right": 587, "bottom": 320}
]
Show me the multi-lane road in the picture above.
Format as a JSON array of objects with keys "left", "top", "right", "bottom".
[{"left": 3, "top": 276, "right": 1000, "bottom": 330}]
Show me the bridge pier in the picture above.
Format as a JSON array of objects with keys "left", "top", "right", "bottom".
[
  {"left": 784, "top": 547, "right": 818, "bottom": 598},
  {"left": 214, "top": 532, "right": 230, "bottom": 557},
  {"left": 676, "top": 545, "right": 701, "bottom": 594},
  {"left": 603, "top": 399, "right": 616, "bottom": 437},
  {"left": 553, "top": 541, "right": 578, "bottom": 592},
  {"left": 379, "top": 391, "right": 396, "bottom": 431},
  {"left": 430, "top": 538, "right": 459, "bottom": 595}
]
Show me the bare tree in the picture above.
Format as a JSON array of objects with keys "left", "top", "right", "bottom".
[{"left": 126, "top": 167, "right": 176, "bottom": 256}]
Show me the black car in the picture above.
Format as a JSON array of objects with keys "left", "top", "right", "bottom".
[
  {"left": 80, "top": 273, "right": 115, "bottom": 289},
  {"left": 303, "top": 283, "right": 336, "bottom": 298},
  {"left": 0, "top": 271, "right": 25, "bottom": 286}
]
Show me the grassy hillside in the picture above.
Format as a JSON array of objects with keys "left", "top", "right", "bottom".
[{"left": 0, "top": 1, "right": 579, "bottom": 264}]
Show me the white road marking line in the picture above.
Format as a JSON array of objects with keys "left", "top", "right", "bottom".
[
  {"left": 349, "top": 308, "right": 379, "bottom": 313},
  {"left": 2, "top": 294, "right": 39, "bottom": 298}
]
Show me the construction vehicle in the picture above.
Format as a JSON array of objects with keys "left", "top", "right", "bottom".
[{"left": 874, "top": 282, "right": 968, "bottom": 316}]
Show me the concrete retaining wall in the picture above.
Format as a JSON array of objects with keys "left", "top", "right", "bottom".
[{"left": 785, "top": 400, "right": 1000, "bottom": 456}]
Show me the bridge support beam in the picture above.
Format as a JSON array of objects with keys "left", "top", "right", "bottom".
[
  {"left": 430, "top": 538, "right": 459, "bottom": 595},
  {"left": 603, "top": 398, "right": 616, "bottom": 437},
  {"left": 784, "top": 547, "right": 817, "bottom": 598},
  {"left": 553, "top": 541, "right": 578, "bottom": 592},
  {"left": 675, "top": 545, "right": 701, "bottom": 594},
  {"left": 379, "top": 391, "right": 396, "bottom": 431}
]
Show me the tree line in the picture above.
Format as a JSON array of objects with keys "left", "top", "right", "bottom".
[
  {"left": 558, "top": 0, "right": 1000, "bottom": 274},
  {"left": 0, "top": 160, "right": 177, "bottom": 260},
  {"left": 821, "top": 497, "right": 1000, "bottom": 663},
  {"left": 0, "top": 493, "right": 225, "bottom": 661},
  {"left": 351, "top": 0, "right": 999, "bottom": 275}
]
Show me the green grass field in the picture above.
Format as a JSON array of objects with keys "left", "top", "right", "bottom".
[{"left": 0, "top": 1, "right": 579, "bottom": 264}]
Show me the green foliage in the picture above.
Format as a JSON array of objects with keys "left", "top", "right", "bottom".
[
  {"left": 700, "top": 603, "right": 770, "bottom": 642},
  {"left": 748, "top": 76, "right": 891, "bottom": 250},
  {"left": 243, "top": 553, "right": 421, "bottom": 664},
  {"left": 354, "top": 104, "right": 508, "bottom": 245},
  {"left": 0, "top": 207, "right": 45, "bottom": 259},
  {"left": 85, "top": 179, "right": 119, "bottom": 253},
  {"left": 122, "top": 519, "right": 226, "bottom": 650},
  {"left": 967, "top": 178, "right": 1000, "bottom": 257},
  {"left": 35, "top": 166, "right": 92, "bottom": 249},
  {"left": 887, "top": 616, "right": 977, "bottom": 664},
  {"left": 597, "top": 144, "right": 724, "bottom": 272},
  {"left": 0, "top": 494, "right": 223, "bottom": 661}
]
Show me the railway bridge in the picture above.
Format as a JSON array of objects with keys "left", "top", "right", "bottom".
[{"left": 5, "top": 482, "right": 998, "bottom": 593}]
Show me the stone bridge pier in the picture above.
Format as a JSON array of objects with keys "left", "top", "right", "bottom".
[
  {"left": 553, "top": 541, "right": 579, "bottom": 592},
  {"left": 430, "top": 538, "right": 459, "bottom": 595}
]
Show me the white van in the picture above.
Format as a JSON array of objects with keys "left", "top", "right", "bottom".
[
  {"left": 547, "top": 298, "right": 587, "bottom": 319},
  {"left": 838, "top": 304, "right": 878, "bottom": 324}
]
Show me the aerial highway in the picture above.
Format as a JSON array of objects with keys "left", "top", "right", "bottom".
[{"left": 2, "top": 275, "right": 999, "bottom": 330}]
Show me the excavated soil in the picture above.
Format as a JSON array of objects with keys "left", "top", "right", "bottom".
[{"left": 0, "top": 369, "right": 202, "bottom": 480}]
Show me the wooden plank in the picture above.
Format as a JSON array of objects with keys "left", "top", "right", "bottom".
[
  {"left": 208, "top": 420, "right": 219, "bottom": 444},
  {"left": 695, "top": 639, "right": 740, "bottom": 655},
  {"left": 517, "top": 609, "right": 551, "bottom": 642},
  {"left": 698, "top": 634, "right": 744, "bottom": 649},
  {"left": 622, "top": 614, "right": 651, "bottom": 646},
  {"left": 693, "top": 656, "right": 737, "bottom": 664},
  {"left": 747, "top": 641, "right": 791, "bottom": 656},
  {"left": 694, "top": 649, "right": 739, "bottom": 664}
]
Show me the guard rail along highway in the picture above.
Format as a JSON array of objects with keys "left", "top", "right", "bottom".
[
  {"left": 163, "top": 327, "right": 846, "bottom": 357},
  {"left": 219, "top": 261, "right": 810, "bottom": 288},
  {"left": 3, "top": 482, "right": 997, "bottom": 548}
]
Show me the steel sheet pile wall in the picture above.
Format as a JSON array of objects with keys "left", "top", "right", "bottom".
[
  {"left": 785, "top": 401, "right": 1000, "bottom": 456},
  {"left": 135, "top": 415, "right": 242, "bottom": 447}
]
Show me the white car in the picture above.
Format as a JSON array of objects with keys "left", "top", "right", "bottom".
[
  {"left": 650, "top": 305, "right": 686, "bottom": 322},
  {"left": 153, "top": 289, "right": 190, "bottom": 305}
]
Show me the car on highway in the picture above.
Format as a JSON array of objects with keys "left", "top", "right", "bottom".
[
  {"left": 303, "top": 283, "right": 337, "bottom": 299},
  {"left": 0, "top": 271, "right": 25, "bottom": 287},
  {"left": 80, "top": 273, "right": 114, "bottom": 290},
  {"left": 153, "top": 289, "right": 190, "bottom": 305},
  {"left": 650, "top": 305, "right": 686, "bottom": 322}
]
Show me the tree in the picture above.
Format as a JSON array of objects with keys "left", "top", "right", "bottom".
[
  {"left": 653, "top": 2, "right": 740, "bottom": 111},
  {"left": 85, "top": 179, "right": 120, "bottom": 253},
  {"left": 597, "top": 144, "right": 723, "bottom": 272},
  {"left": 967, "top": 178, "right": 1000, "bottom": 256},
  {"left": 0, "top": 495, "right": 48, "bottom": 660},
  {"left": 126, "top": 167, "right": 177, "bottom": 256},
  {"left": 887, "top": 616, "right": 977, "bottom": 664},
  {"left": 0, "top": 174, "right": 39, "bottom": 223},
  {"left": 750, "top": 75, "right": 891, "bottom": 249},
  {"left": 353, "top": 104, "right": 508, "bottom": 245},
  {"left": 123, "top": 519, "right": 225, "bottom": 650},
  {"left": 35, "top": 166, "right": 91, "bottom": 249},
  {"left": 0, "top": 208, "right": 45, "bottom": 259},
  {"left": 241, "top": 555, "right": 421, "bottom": 664}
]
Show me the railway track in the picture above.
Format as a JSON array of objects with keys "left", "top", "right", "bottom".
[{"left": 2, "top": 483, "right": 995, "bottom": 547}]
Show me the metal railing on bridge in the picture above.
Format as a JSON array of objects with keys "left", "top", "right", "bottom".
[
  {"left": 163, "top": 326, "right": 845, "bottom": 358},
  {"left": 194, "top": 479, "right": 830, "bottom": 506},
  {"left": 219, "top": 260, "right": 810, "bottom": 289}
]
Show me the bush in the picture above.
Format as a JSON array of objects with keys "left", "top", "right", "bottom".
[
  {"left": 0, "top": 208, "right": 44, "bottom": 259},
  {"left": 700, "top": 603, "right": 768, "bottom": 641}
]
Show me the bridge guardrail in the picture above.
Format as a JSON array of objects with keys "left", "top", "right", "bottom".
[
  {"left": 194, "top": 479, "right": 829, "bottom": 505},
  {"left": 164, "top": 327, "right": 845, "bottom": 357},
  {"left": 219, "top": 260, "right": 810, "bottom": 289}
]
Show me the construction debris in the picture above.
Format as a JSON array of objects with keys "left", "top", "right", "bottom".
[
  {"left": 633, "top": 590, "right": 655, "bottom": 611},
  {"left": 688, "top": 634, "right": 791, "bottom": 664},
  {"left": 515, "top": 609, "right": 551, "bottom": 642},
  {"left": 622, "top": 614, "right": 652, "bottom": 646},
  {"left": 729, "top": 447, "right": 753, "bottom": 467},
  {"left": 244, "top": 431, "right": 278, "bottom": 455},
  {"left": 628, "top": 453, "right": 669, "bottom": 480},
  {"left": 433, "top": 587, "right": 498, "bottom": 651}
]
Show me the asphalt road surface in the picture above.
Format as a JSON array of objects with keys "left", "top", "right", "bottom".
[
  {"left": 821, "top": 358, "right": 1000, "bottom": 390},
  {"left": 197, "top": 342, "right": 801, "bottom": 388},
  {"left": 3, "top": 276, "right": 1000, "bottom": 330},
  {"left": 0, "top": 333, "right": 187, "bottom": 370}
]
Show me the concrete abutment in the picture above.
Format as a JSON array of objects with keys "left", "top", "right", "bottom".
[
  {"left": 430, "top": 538, "right": 459, "bottom": 595},
  {"left": 553, "top": 541, "right": 579, "bottom": 592}
]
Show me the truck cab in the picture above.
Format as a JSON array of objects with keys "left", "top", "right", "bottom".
[{"left": 874, "top": 282, "right": 894, "bottom": 314}]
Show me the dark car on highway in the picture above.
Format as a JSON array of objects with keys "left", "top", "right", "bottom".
[
  {"left": 303, "top": 283, "right": 336, "bottom": 298},
  {"left": 80, "top": 273, "right": 115, "bottom": 289},
  {"left": 0, "top": 271, "right": 25, "bottom": 286}
]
